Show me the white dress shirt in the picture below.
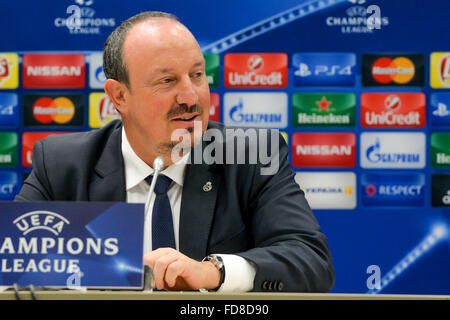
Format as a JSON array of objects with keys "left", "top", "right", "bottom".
[{"left": 121, "top": 128, "right": 256, "bottom": 292}]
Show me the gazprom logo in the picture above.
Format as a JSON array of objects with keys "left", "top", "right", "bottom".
[
  {"left": 360, "top": 132, "right": 425, "bottom": 168},
  {"left": 95, "top": 66, "right": 106, "bottom": 83},
  {"left": 224, "top": 93, "right": 287, "bottom": 128},
  {"left": 229, "top": 99, "right": 282, "bottom": 124},
  {"left": 366, "top": 137, "right": 420, "bottom": 164},
  {"left": 13, "top": 211, "right": 70, "bottom": 236}
]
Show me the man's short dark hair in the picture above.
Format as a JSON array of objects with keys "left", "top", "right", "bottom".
[{"left": 103, "top": 11, "right": 179, "bottom": 89}]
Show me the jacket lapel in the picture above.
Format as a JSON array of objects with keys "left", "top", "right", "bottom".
[
  {"left": 89, "top": 123, "right": 126, "bottom": 202},
  {"left": 179, "top": 162, "right": 221, "bottom": 260}
]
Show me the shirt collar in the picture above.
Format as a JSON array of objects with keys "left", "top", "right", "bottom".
[{"left": 121, "top": 127, "right": 189, "bottom": 191}]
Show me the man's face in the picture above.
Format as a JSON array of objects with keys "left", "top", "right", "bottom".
[{"left": 120, "top": 19, "right": 210, "bottom": 164}]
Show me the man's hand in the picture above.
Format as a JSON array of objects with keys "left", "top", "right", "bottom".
[{"left": 143, "top": 248, "right": 221, "bottom": 291}]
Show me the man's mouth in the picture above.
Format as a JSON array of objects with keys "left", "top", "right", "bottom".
[{"left": 171, "top": 113, "right": 200, "bottom": 122}]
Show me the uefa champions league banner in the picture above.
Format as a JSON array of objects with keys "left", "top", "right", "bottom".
[{"left": 0, "top": 202, "right": 144, "bottom": 289}]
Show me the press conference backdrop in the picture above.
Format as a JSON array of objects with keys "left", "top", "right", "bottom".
[{"left": 0, "top": 0, "right": 449, "bottom": 294}]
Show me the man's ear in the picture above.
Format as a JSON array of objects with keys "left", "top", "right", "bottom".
[{"left": 104, "top": 79, "right": 130, "bottom": 114}]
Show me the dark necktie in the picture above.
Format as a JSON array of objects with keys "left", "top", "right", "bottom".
[{"left": 145, "top": 174, "right": 176, "bottom": 250}]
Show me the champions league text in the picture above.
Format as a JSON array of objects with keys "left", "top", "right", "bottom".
[{"left": 0, "top": 237, "right": 119, "bottom": 273}]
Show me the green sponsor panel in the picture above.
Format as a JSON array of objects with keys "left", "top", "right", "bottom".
[
  {"left": 0, "top": 132, "right": 17, "bottom": 167},
  {"left": 292, "top": 93, "right": 355, "bottom": 127},
  {"left": 204, "top": 53, "right": 219, "bottom": 88},
  {"left": 430, "top": 132, "right": 450, "bottom": 168}
]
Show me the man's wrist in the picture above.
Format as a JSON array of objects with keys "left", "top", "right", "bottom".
[{"left": 201, "top": 255, "right": 225, "bottom": 291}]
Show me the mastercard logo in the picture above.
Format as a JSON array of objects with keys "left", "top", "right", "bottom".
[
  {"left": 371, "top": 57, "right": 416, "bottom": 84},
  {"left": 32, "top": 97, "right": 75, "bottom": 124}
]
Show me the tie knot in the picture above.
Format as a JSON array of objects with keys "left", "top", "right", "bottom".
[{"left": 146, "top": 175, "right": 172, "bottom": 195}]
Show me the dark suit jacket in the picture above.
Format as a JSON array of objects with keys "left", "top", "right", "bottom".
[{"left": 15, "top": 120, "right": 334, "bottom": 292}]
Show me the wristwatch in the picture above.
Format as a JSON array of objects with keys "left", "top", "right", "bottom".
[{"left": 201, "top": 255, "right": 225, "bottom": 292}]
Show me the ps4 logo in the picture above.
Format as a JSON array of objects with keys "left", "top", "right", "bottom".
[
  {"left": 0, "top": 104, "right": 14, "bottom": 115},
  {"left": 433, "top": 102, "right": 450, "bottom": 117},
  {"left": 295, "top": 63, "right": 352, "bottom": 77}
]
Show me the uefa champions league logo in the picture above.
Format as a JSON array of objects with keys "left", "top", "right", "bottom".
[
  {"left": 13, "top": 211, "right": 69, "bottom": 236},
  {"left": 54, "top": 0, "right": 116, "bottom": 35}
]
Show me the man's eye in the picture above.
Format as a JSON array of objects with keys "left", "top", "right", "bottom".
[
  {"left": 193, "top": 71, "right": 203, "bottom": 78},
  {"left": 162, "top": 78, "right": 174, "bottom": 83}
]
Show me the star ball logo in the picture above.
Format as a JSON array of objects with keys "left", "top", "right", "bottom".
[
  {"left": 362, "top": 54, "right": 424, "bottom": 87},
  {"left": 24, "top": 94, "right": 84, "bottom": 127}
]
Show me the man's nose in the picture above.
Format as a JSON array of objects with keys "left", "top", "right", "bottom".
[{"left": 176, "top": 76, "right": 198, "bottom": 107}]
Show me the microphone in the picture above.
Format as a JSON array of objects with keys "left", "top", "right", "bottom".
[{"left": 144, "top": 156, "right": 166, "bottom": 217}]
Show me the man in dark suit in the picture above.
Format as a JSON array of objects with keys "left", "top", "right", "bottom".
[{"left": 15, "top": 11, "right": 334, "bottom": 292}]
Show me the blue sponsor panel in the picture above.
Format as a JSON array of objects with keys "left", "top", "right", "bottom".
[
  {"left": 0, "top": 171, "right": 19, "bottom": 200},
  {"left": 292, "top": 53, "right": 356, "bottom": 86},
  {"left": 0, "top": 202, "right": 144, "bottom": 288},
  {"left": 430, "top": 93, "right": 450, "bottom": 127},
  {"left": 0, "top": 93, "right": 18, "bottom": 127},
  {"left": 361, "top": 173, "right": 425, "bottom": 207}
]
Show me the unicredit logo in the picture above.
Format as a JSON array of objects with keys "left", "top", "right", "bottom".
[
  {"left": 23, "top": 54, "right": 85, "bottom": 89},
  {"left": 361, "top": 93, "right": 425, "bottom": 128},
  {"left": 225, "top": 53, "right": 287, "bottom": 88}
]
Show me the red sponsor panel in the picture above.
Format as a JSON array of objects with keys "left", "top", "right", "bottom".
[
  {"left": 22, "top": 54, "right": 85, "bottom": 89},
  {"left": 224, "top": 53, "right": 287, "bottom": 88},
  {"left": 209, "top": 93, "right": 220, "bottom": 122},
  {"left": 361, "top": 92, "right": 426, "bottom": 128},
  {"left": 22, "top": 132, "right": 68, "bottom": 167},
  {"left": 291, "top": 132, "right": 356, "bottom": 168}
]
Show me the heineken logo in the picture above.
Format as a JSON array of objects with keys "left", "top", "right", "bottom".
[
  {"left": 430, "top": 133, "right": 450, "bottom": 168},
  {"left": 292, "top": 93, "right": 355, "bottom": 127}
]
